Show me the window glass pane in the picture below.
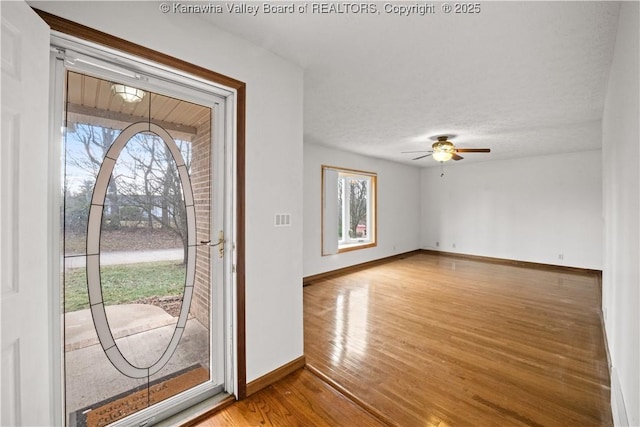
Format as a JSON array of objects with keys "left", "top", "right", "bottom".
[
  {"left": 346, "top": 176, "right": 368, "bottom": 241},
  {"left": 321, "top": 166, "right": 376, "bottom": 254}
]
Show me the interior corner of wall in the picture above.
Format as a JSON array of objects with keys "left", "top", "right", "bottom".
[{"left": 610, "top": 366, "right": 630, "bottom": 427}]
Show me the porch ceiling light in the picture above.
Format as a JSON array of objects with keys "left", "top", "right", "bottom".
[{"left": 111, "top": 83, "right": 145, "bottom": 103}]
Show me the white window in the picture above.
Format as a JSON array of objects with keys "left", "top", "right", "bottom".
[{"left": 322, "top": 166, "right": 377, "bottom": 255}]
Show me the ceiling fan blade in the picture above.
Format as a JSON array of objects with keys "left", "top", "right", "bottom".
[
  {"left": 412, "top": 153, "right": 433, "bottom": 160},
  {"left": 455, "top": 148, "right": 491, "bottom": 153},
  {"left": 402, "top": 150, "right": 431, "bottom": 154},
  {"left": 452, "top": 153, "right": 464, "bottom": 161}
]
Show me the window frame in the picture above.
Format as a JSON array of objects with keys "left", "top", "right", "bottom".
[{"left": 321, "top": 165, "right": 377, "bottom": 255}]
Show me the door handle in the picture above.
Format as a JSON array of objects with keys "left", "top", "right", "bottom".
[{"left": 200, "top": 230, "right": 225, "bottom": 258}]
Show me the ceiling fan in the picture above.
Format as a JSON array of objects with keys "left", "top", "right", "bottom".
[{"left": 403, "top": 135, "right": 490, "bottom": 162}]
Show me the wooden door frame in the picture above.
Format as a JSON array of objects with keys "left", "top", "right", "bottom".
[{"left": 34, "top": 8, "right": 248, "bottom": 400}]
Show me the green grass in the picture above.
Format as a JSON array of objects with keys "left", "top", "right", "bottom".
[{"left": 64, "top": 261, "right": 186, "bottom": 312}]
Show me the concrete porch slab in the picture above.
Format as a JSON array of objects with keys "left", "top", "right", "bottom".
[{"left": 65, "top": 304, "right": 177, "bottom": 352}]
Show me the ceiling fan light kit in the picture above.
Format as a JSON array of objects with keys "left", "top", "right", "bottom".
[
  {"left": 405, "top": 135, "right": 491, "bottom": 163},
  {"left": 431, "top": 138, "right": 455, "bottom": 162},
  {"left": 432, "top": 150, "right": 453, "bottom": 162}
]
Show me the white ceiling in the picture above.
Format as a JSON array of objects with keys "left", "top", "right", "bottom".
[{"left": 203, "top": 1, "right": 621, "bottom": 167}]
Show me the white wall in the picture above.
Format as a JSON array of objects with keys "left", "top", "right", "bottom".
[
  {"left": 602, "top": 2, "right": 639, "bottom": 425},
  {"left": 29, "top": 1, "right": 304, "bottom": 384},
  {"left": 304, "top": 143, "right": 421, "bottom": 277},
  {"left": 420, "top": 150, "right": 603, "bottom": 269}
]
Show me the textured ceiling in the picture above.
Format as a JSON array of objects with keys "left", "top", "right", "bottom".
[{"left": 203, "top": 2, "right": 621, "bottom": 167}]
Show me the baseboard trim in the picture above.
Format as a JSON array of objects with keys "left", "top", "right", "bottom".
[
  {"left": 246, "top": 355, "right": 306, "bottom": 397},
  {"left": 420, "top": 249, "right": 603, "bottom": 276},
  {"left": 598, "top": 286, "right": 615, "bottom": 426},
  {"left": 306, "top": 364, "right": 397, "bottom": 426},
  {"left": 304, "top": 249, "right": 601, "bottom": 287},
  {"left": 610, "top": 367, "right": 630, "bottom": 426},
  {"left": 303, "top": 250, "right": 422, "bottom": 286}
]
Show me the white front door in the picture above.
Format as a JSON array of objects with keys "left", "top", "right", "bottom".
[{"left": 1, "top": 2, "right": 54, "bottom": 426}]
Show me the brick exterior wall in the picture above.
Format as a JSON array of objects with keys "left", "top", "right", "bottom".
[{"left": 189, "top": 115, "right": 211, "bottom": 328}]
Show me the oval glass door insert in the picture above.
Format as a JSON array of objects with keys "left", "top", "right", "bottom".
[{"left": 86, "top": 122, "right": 196, "bottom": 378}]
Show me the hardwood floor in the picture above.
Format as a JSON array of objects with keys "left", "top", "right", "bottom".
[
  {"left": 192, "top": 252, "right": 611, "bottom": 426},
  {"left": 190, "top": 368, "right": 384, "bottom": 426},
  {"left": 304, "top": 252, "right": 612, "bottom": 426}
]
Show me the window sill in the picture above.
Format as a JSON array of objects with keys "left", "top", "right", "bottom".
[{"left": 338, "top": 241, "right": 377, "bottom": 253}]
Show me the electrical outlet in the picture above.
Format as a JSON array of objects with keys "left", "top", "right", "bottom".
[
  {"left": 436, "top": 241, "right": 439, "bottom": 247},
  {"left": 558, "top": 254, "right": 564, "bottom": 260},
  {"left": 453, "top": 243, "right": 456, "bottom": 249}
]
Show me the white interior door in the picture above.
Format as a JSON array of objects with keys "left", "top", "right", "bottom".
[{"left": 1, "top": 2, "right": 54, "bottom": 426}]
